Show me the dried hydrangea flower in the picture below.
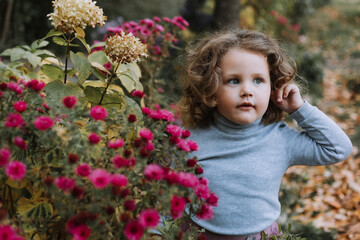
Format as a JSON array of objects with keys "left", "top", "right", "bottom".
[
  {"left": 48, "top": 0, "right": 107, "bottom": 33},
  {"left": 105, "top": 32, "right": 148, "bottom": 64}
]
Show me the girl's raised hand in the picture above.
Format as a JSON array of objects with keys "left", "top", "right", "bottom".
[{"left": 272, "top": 83, "right": 304, "bottom": 114}]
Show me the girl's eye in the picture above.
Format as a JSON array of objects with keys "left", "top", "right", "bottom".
[
  {"left": 253, "top": 78, "right": 263, "bottom": 84},
  {"left": 228, "top": 79, "right": 239, "bottom": 85}
]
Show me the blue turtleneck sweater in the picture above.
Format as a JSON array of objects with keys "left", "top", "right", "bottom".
[{"left": 188, "top": 101, "right": 353, "bottom": 235}]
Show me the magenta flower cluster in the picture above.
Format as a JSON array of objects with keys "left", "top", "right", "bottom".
[
  {"left": 0, "top": 75, "right": 217, "bottom": 240},
  {"left": 93, "top": 16, "right": 189, "bottom": 60}
]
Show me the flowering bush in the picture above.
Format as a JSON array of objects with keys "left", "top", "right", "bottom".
[
  {"left": 95, "top": 15, "right": 190, "bottom": 108},
  {"left": 0, "top": 0, "right": 216, "bottom": 239}
]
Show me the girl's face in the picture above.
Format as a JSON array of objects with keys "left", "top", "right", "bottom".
[{"left": 215, "top": 48, "right": 271, "bottom": 124}]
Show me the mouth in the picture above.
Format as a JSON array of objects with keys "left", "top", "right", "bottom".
[{"left": 237, "top": 103, "right": 255, "bottom": 110}]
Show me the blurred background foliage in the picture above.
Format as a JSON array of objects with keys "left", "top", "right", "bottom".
[{"left": 1, "top": 0, "right": 360, "bottom": 239}]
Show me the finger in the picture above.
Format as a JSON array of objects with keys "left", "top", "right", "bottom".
[
  {"left": 282, "top": 84, "right": 293, "bottom": 99},
  {"left": 283, "top": 84, "right": 299, "bottom": 99},
  {"left": 275, "top": 87, "right": 284, "bottom": 102}
]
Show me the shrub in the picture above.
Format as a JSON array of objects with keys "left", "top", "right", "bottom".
[{"left": 0, "top": 1, "right": 216, "bottom": 239}]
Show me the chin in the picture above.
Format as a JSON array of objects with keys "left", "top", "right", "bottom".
[{"left": 235, "top": 119, "right": 256, "bottom": 124}]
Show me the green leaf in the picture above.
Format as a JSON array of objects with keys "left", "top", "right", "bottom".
[
  {"left": 24, "top": 52, "right": 42, "bottom": 68},
  {"left": 44, "top": 80, "right": 84, "bottom": 109},
  {"left": 88, "top": 51, "right": 109, "bottom": 82},
  {"left": 53, "top": 36, "right": 79, "bottom": 47},
  {"left": 41, "top": 64, "right": 65, "bottom": 81},
  {"left": 75, "top": 36, "right": 91, "bottom": 54},
  {"left": 88, "top": 50, "right": 108, "bottom": 65},
  {"left": 84, "top": 85, "right": 104, "bottom": 104},
  {"left": 117, "top": 62, "right": 143, "bottom": 93},
  {"left": 91, "top": 62, "right": 111, "bottom": 75},
  {"left": 123, "top": 94, "right": 142, "bottom": 116},
  {"left": 1, "top": 48, "right": 27, "bottom": 62},
  {"left": 31, "top": 40, "right": 49, "bottom": 50},
  {"left": 84, "top": 85, "right": 124, "bottom": 109},
  {"left": 70, "top": 51, "right": 91, "bottom": 84},
  {"left": 42, "top": 29, "right": 63, "bottom": 40},
  {"left": 34, "top": 49, "right": 56, "bottom": 58},
  {"left": 21, "top": 45, "right": 32, "bottom": 51}
]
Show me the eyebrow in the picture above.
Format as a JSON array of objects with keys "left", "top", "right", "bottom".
[{"left": 222, "top": 73, "right": 269, "bottom": 79}]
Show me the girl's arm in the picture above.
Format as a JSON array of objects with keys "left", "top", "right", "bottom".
[
  {"left": 274, "top": 84, "right": 353, "bottom": 166},
  {"left": 285, "top": 101, "right": 353, "bottom": 166}
]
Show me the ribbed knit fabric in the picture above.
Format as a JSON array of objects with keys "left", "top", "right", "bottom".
[{"left": 188, "top": 101, "right": 353, "bottom": 235}]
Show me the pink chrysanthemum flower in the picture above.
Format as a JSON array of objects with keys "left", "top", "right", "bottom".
[
  {"left": 72, "top": 224, "right": 91, "bottom": 240},
  {"left": 124, "top": 220, "right": 144, "bottom": 240},
  {"left": 128, "top": 114, "right": 137, "bottom": 123},
  {"left": 181, "top": 129, "right": 191, "bottom": 138},
  {"left": 0, "top": 147, "right": 11, "bottom": 167},
  {"left": 164, "top": 171, "right": 179, "bottom": 185},
  {"left": 5, "top": 161, "right": 26, "bottom": 181},
  {"left": 108, "top": 139, "right": 124, "bottom": 149},
  {"left": 176, "top": 139, "right": 191, "bottom": 152},
  {"left": 139, "top": 209, "right": 160, "bottom": 228},
  {"left": 7, "top": 82, "right": 23, "bottom": 95},
  {"left": 165, "top": 124, "right": 182, "bottom": 137},
  {"left": 159, "top": 109, "right": 174, "bottom": 122},
  {"left": 195, "top": 183, "right": 210, "bottom": 199},
  {"left": 177, "top": 172, "right": 199, "bottom": 188},
  {"left": 111, "top": 155, "right": 130, "bottom": 168},
  {"left": 5, "top": 113, "right": 24, "bottom": 128},
  {"left": 197, "top": 204, "right": 214, "bottom": 220},
  {"left": 139, "top": 128, "right": 153, "bottom": 141},
  {"left": 34, "top": 116, "right": 54, "bottom": 130},
  {"left": 13, "top": 136, "right": 27, "bottom": 150},
  {"left": 187, "top": 158, "right": 197, "bottom": 167},
  {"left": 153, "top": 16, "right": 161, "bottom": 22},
  {"left": 13, "top": 100, "right": 27, "bottom": 113},
  {"left": 88, "top": 133, "right": 101, "bottom": 144},
  {"left": 62, "top": 96, "right": 77, "bottom": 109},
  {"left": 206, "top": 193, "right": 219, "bottom": 207},
  {"left": 103, "top": 62, "right": 112, "bottom": 71},
  {"left": 0, "top": 225, "right": 16, "bottom": 240},
  {"left": 141, "top": 107, "right": 151, "bottom": 115},
  {"left": 143, "top": 164, "right": 164, "bottom": 180},
  {"left": 90, "top": 105, "right": 108, "bottom": 121},
  {"left": 170, "top": 195, "right": 186, "bottom": 219},
  {"left": 111, "top": 174, "right": 128, "bottom": 187},
  {"left": 89, "top": 169, "right": 111, "bottom": 189},
  {"left": 131, "top": 90, "right": 145, "bottom": 98},
  {"left": 55, "top": 176, "right": 75, "bottom": 193},
  {"left": 124, "top": 199, "right": 136, "bottom": 211},
  {"left": 25, "top": 79, "right": 45, "bottom": 92},
  {"left": 75, "top": 163, "right": 92, "bottom": 177}
]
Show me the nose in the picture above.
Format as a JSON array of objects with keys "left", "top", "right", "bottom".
[{"left": 240, "top": 82, "right": 253, "bottom": 97}]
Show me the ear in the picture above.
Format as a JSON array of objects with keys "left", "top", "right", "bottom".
[{"left": 203, "top": 96, "right": 218, "bottom": 108}]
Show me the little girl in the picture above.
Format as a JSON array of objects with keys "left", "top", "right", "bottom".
[{"left": 179, "top": 29, "right": 353, "bottom": 239}]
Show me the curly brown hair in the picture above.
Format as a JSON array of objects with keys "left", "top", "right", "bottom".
[{"left": 178, "top": 29, "right": 297, "bottom": 128}]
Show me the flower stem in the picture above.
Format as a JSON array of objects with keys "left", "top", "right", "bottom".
[
  {"left": 64, "top": 34, "right": 71, "bottom": 84},
  {"left": 98, "top": 63, "right": 120, "bottom": 105}
]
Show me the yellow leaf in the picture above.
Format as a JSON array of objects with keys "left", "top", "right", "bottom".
[
  {"left": 75, "top": 27, "right": 85, "bottom": 38},
  {"left": 6, "top": 178, "right": 28, "bottom": 189},
  {"left": 83, "top": 80, "right": 106, "bottom": 88},
  {"left": 17, "top": 197, "right": 35, "bottom": 215},
  {"left": 75, "top": 119, "right": 88, "bottom": 128}
]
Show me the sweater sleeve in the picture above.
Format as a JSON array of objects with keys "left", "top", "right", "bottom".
[{"left": 285, "top": 101, "right": 353, "bottom": 166}]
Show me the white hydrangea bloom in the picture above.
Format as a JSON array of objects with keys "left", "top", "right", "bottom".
[
  {"left": 105, "top": 32, "right": 148, "bottom": 64},
  {"left": 48, "top": 0, "right": 107, "bottom": 33}
]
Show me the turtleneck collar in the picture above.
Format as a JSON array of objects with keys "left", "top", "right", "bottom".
[{"left": 212, "top": 110, "right": 263, "bottom": 134}]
